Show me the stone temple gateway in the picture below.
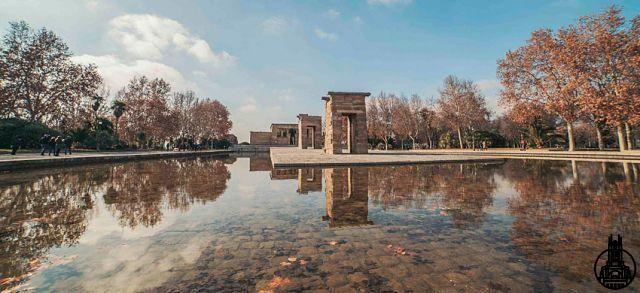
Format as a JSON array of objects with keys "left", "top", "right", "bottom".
[
  {"left": 297, "top": 114, "right": 322, "bottom": 149},
  {"left": 322, "top": 92, "right": 370, "bottom": 154}
]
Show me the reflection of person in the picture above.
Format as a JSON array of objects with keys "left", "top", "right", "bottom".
[{"left": 10, "top": 136, "right": 23, "bottom": 155}]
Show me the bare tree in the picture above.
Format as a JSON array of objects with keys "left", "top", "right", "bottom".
[{"left": 437, "top": 75, "right": 490, "bottom": 149}]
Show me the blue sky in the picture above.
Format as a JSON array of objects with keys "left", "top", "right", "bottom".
[{"left": 2, "top": 0, "right": 639, "bottom": 141}]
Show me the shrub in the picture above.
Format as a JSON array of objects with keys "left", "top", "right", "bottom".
[{"left": 0, "top": 118, "right": 60, "bottom": 148}]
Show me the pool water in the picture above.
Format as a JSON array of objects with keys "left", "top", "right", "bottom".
[{"left": 1, "top": 155, "right": 639, "bottom": 292}]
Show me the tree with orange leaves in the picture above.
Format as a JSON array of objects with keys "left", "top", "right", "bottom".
[
  {"left": 191, "top": 99, "right": 232, "bottom": 139},
  {"left": 498, "top": 29, "right": 582, "bottom": 151},
  {"left": 567, "top": 6, "right": 640, "bottom": 151}
]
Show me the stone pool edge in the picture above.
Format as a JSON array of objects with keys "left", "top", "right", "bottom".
[{"left": 0, "top": 150, "right": 233, "bottom": 172}]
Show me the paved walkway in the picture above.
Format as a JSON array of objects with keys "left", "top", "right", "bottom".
[
  {"left": 0, "top": 150, "right": 232, "bottom": 171},
  {"left": 270, "top": 148, "right": 503, "bottom": 168},
  {"left": 270, "top": 147, "right": 640, "bottom": 168}
]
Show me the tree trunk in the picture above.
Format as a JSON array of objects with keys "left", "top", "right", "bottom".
[
  {"left": 384, "top": 137, "right": 388, "bottom": 150},
  {"left": 617, "top": 125, "right": 627, "bottom": 151},
  {"left": 566, "top": 121, "right": 575, "bottom": 151},
  {"left": 457, "top": 127, "right": 463, "bottom": 149},
  {"left": 625, "top": 123, "right": 633, "bottom": 149},
  {"left": 595, "top": 126, "right": 604, "bottom": 151},
  {"left": 410, "top": 137, "right": 416, "bottom": 149}
]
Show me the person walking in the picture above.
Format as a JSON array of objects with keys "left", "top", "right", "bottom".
[
  {"left": 47, "top": 135, "right": 55, "bottom": 156},
  {"left": 63, "top": 136, "right": 73, "bottom": 155},
  {"left": 10, "top": 136, "right": 23, "bottom": 155},
  {"left": 40, "top": 134, "right": 49, "bottom": 155},
  {"left": 54, "top": 136, "right": 62, "bottom": 156}
]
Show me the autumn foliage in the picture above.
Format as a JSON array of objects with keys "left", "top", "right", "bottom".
[
  {"left": 498, "top": 6, "right": 640, "bottom": 151},
  {"left": 0, "top": 21, "right": 233, "bottom": 149}
]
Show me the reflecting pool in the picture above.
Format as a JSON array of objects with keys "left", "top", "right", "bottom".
[{"left": 1, "top": 155, "right": 639, "bottom": 291}]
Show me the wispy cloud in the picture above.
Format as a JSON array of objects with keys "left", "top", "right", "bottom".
[
  {"left": 367, "top": 0, "right": 412, "bottom": 6},
  {"left": 239, "top": 98, "right": 258, "bottom": 113},
  {"left": 353, "top": 16, "right": 363, "bottom": 25},
  {"left": 261, "top": 16, "right": 288, "bottom": 35},
  {"left": 86, "top": 0, "right": 99, "bottom": 12},
  {"left": 324, "top": 9, "right": 340, "bottom": 19},
  {"left": 476, "top": 79, "right": 501, "bottom": 91},
  {"left": 314, "top": 28, "right": 338, "bottom": 41},
  {"left": 108, "top": 14, "right": 234, "bottom": 66}
]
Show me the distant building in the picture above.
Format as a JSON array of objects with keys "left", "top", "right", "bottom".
[{"left": 250, "top": 123, "right": 298, "bottom": 145}]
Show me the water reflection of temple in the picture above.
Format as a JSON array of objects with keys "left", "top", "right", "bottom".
[
  {"left": 322, "top": 168, "right": 372, "bottom": 227},
  {"left": 260, "top": 159, "right": 500, "bottom": 228},
  {"left": 297, "top": 169, "right": 322, "bottom": 194}
]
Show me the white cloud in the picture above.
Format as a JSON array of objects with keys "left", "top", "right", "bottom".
[
  {"left": 276, "top": 89, "right": 295, "bottom": 102},
  {"left": 261, "top": 16, "right": 288, "bottom": 35},
  {"left": 367, "top": 0, "right": 412, "bottom": 5},
  {"left": 314, "top": 28, "right": 338, "bottom": 41},
  {"left": 108, "top": 14, "right": 234, "bottom": 66},
  {"left": 476, "top": 79, "right": 503, "bottom": 117},
  {"left": 324, "top": 9, "right": 340, "bottom": 19},
  {"left": 238, "top": 98, "right": 258, "bottom": 113},
  {"left": 86, "top": 0, "right": 99, "bottom": 12},
  {"left": 476, "top": 79, "right": 501, "bottom": 91},
  {"left": 72, "top": 54, "right": 193, "bottom": 93}
]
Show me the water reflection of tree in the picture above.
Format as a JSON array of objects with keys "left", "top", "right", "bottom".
[
  {"left": 366, "top": 163, "right": 498, "bottom": 227},
  {"left": 104, "top": 157, "right": 232, "bottom": 229},
  {"left": 504, "top": 160, "right": 640, "bottom": 283},
  {"left": 435, "top": 164, "right": 497, "bottom": 228},
  {"left": 0, "top": 157, "right": 233, "bottom": 290},
  {"left": 0, "top": 170, "right": 104, "bottom": 291}
]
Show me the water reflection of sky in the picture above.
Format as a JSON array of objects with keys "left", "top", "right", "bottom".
[{"left": 1, "top": 156, "right": 639, "bottom": 292}]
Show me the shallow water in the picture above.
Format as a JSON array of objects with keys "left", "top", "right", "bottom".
[{"left": 1, "top": 155, "right": 639, "bottom": 292}]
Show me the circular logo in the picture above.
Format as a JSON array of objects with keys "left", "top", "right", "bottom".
[{"left": 594, "top": 235, "right": 636, "bottom": 290}]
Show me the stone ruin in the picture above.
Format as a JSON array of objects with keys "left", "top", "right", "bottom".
[
  {"left": 297, "top": 114, "right": 322, "bottom": 149},
  {"left": 322, "top": 92, "right": 370, "bottom": 154}
]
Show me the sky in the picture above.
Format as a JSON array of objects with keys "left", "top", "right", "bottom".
[{"left": 1, "top": 0, "right": 640, "bottom": 141}]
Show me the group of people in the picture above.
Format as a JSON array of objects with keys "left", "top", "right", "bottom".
[
  {"left": 40, "top": 134, "right": 72, "bottom": 156},
  {"left": 164, "top": 137, "right": 202, "bottom": 151}
]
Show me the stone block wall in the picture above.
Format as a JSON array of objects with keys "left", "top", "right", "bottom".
[{"left": 249, "top": 132, "right": 272, "bottom": 145}]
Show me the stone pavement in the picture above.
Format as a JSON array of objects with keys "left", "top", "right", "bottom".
[
  {"left": 270, "top": 147, "right": 640, "bottom": 168},
  {"left": 270, "top": 148, "right": 503, "bottom": 168},
  {"left": 0, "top": 149, "right": 232, "bottom": 171}
]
